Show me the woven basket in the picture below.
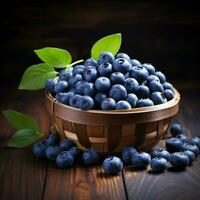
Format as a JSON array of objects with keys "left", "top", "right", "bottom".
[{"left": 45, "top": 89, "right": 180, "bottom": 154}]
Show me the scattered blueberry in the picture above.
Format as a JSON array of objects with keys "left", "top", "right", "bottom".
[
  {"left": 82, "top": 149, "right": 99, "bottom": 166},
  {"left": 32, "top": 141, "right": 48, "bottom": 158},
  {"left": 182, "top": 150, "right": 195, "bottom": 165},
  {"left": 68, "top": 146, "right": 81, "bottom": 157},
  {"left": 45, "top": 145, "right": 61, "bottom": 161},
  {"left": 103, "top": 156, "right": 123, "bottom": 174},
  {"left": 56, "top": 151, "right": 74, "bottom": 168},
  {"left": 59, "top": 139, "right": 74, "bottom": 151},
  {"left": 150, "top": 157, "right": 168, "bottom": 172},
  {"left": 165, "top": 138, "right": 183, "bottom": 152},
  {"left": 190, "top": 136, "right": 200, "bottom": 149},
  {"left": 122, "top": 146, "right": 137, "bottom": 164},
  {"left": 46, "top": 133, "right": 60, "bottom": 145},
  {"left": 181, "top": 143, "right": 199, "bottom": 156},
  {"left": 131, "top": 152, "right": 151, "bottom": 169},
  {"left": 176, "top": 134, "right": 188, "bottom": 142},
  {"left": 170, "top": 123, "right": 184, "bottom": 137},
  {"left": 170, "top": 152, "right": 189, "bottom": 169},
  {"left": 151, "top": 148, "right": 170, "bottom": 161}
]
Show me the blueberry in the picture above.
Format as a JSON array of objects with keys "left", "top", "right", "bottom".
[
  {"left": 150, "top": 157, "right": 168, "bottom": 172},
  {"left": 126, "top": 93, "right": 138, "bottom": 108},
  {"left": 124, "top": 78, "right": 139, "bottom": 93},
  {"left": 176, "top": 134, "right": 188, "bottom": 142},
  {"left": 151, "top": 92, "right": 167, "bottom": 105},
  {"left": 155, "top": 71, "right": 166, "bottom": 83},
  {"left": 170, "top": 152, "right": 189, "bottom": 169},
  {"left": 164, "top": 89, "right": 175, "bottom": 100},
  {"left": 149, "top": 80, "right": 164, "bottom": 93},
  {"left": 79, "top": 95, "right": 94, "bottom": 110},
  {"left": 115, "top": 100, "right": 131, "bottom": 110},
  {"left": 45, "top": 79, "right": 57, "bottom": 93},
  {"left": 83, "top": 82, "right": 96, "bottom": 97},
  {"left": 136, "top": 99, "right": 154, "bottom": 107},
  {"left": 129, "top": 66, "right": 149, "bottom": 83},
  {"left": 102, "top": 156, "right": 123, "bottom": 174},
  {"left": 181, "top": 143, "right": 199, "bottom": 156},
  {"left": 182, "top": 150, "right": 195, "bottom": 165},
  {"left": 165, "top": 138, "right": 183, "bottom": 152},
  {"left": 84, "top": 58, "right": 98, "bottom": 67},
  {"left": 45, "top": 145, "right": 61, "bottom": 161},
  {"left": 109, "top": 84, "right": 127, "bottom": 101},
  {"left": 147, "top": 75, "right": 160, "bottom": 84},
  {"left": 55, "top": 92, "right": 74, "bottom": 105},
  {"left": 54, "top": 81, "right": 69, "bottom": 93},
  {"left": 59, "top": 139, "right": 74, "bottom": 151},
  {"left": 98, "top": 63, "right": 113, "bottom": 77},
  {"left": 151, "top": 148, "right": 170, "bottom": 161},
  {"left": 94, "top": 92, "right": 107, "bottom": 107},
  {"left": 110, "top": 72, "right": 125, "bottom": 84},
  {"left": 99, "top": 52, "right": 115, "bottom": 64},
  {"left": 137, "top": 85, "right": 150, "bottom": 99},
  {"left": 83, "top": 68, "right": 98, "bottom": 82},
  {"left": 131, "top": 152, "right": 151, "bottom": 169},
  {"left": 32, "top": 141, "right": 48, "bottom": 158},
  {"left": 75, "top": 80, "right": 86, "bottom": 95},
  {"left": 190, "top": 136, "right": 200, "bottom": 149},
  {"left": 46, "top": 133, "right": 60, "bottom": 145},
  {"left": 68, "top": 146, "right": 81, "bottom": 157},
  {"left": 122, "top": 146, "right": 137, "bottom": 164},
  {"left": 124, "top": 72, "right": 130, "bottom": 79},
  {"left": 142, "top": 63, "right": 155, "bottom": 75},
  {"left": 101, "top": 98, "right": 116, "bottom": 110},
  {"left": 170, "top": 123, "right": 184, "bottom": 137},
  {"left": 163, "top": 82, "right": 173, "bottom": 90},
  {"left": 59, "top": 70, "right": 72, "bottom": 81},
  {"left": 72, "top": 65, "right": 85, "bottom": 75},
  {"left": 69, "top": 74, "right": 82, "bottom": 86},
  {"left": 130, "top": 59, "right": 141, "bottom": 66},
  {"left": 116, "top": 52, "right": 130, "bottom": 61},
  {"left": 69, "top": 94, "right": 82, "bottom": 108},
  {"left": 95, "top": 77, "right": 111, "bottom": 92},
  {"left": 56, "top": 151, "right": 74, "bottom": 168},
  {"left": 82, "top": 149, "right": 99, "bottom": 166},
  {"left": 113, "top": 58, "right": 131, "bottom": 74}
]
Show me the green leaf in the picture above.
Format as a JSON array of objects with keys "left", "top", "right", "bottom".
[
  {"left": 18, "top": 63, "right": 58, "bottom": 90},
  {"left": 7, "top": 129, "right": 42, "bottom": 148},
  {"left": 34, "top": 47, "right": 72, "bottom": 68},
  {"left": 91, "top": 33, "right": 122, "bottom": 59},
  {"left": 3, "top": 109, "right": 39, "bottom": 131}
]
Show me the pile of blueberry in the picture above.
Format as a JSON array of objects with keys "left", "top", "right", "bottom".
[
  {"left": 32, "top": 123, "right": 200, "bottom": 174},
  {"left": 45, "top": 52, "right": 175, "bottom": 110}
]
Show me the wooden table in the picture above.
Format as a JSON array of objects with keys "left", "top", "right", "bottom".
[{"left": 0, "top": 86, "right": 200, "bottom": 200}]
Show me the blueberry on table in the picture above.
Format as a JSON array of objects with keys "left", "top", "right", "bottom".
[
  {"left": 83, "top": 68, "right": 98, "bottom": 82},
  {"left": 69, "top": 94, "right": 82, "bottom": 108},
  {"left": 126, "top": 93, "right": 138, "bottom": 108},
  {"left": 182, "top": 150, "right": 195, "bottom": 165},
  {"left": 122, "top": 146, "right": 137, "bottom": 164},
  {"left": 79, "top": 95, "right": 94, "bottom": 110},
  {"left": 45, "top": 145, "right": 61, "bottom": 161},
  {"left": 151, "top": 148, "right": 170, "bottom": 161},
  {"left": 176, "top": 134, "right": 188, "bottom": 142},
  {"left": 110, "top": 72, "right": 125, "bottom": 84},
  {"left": 109, "top": 84, "right": 127, "bottom": 101},
  {"left": 59, "top": 139, "right": 75, "bottom": 151},
  {"left": 56, "top": 151, "right": 74, "bottom": 168},
  {"left": 155, "top": 71, "right": 166, "bottom": 83},
  {"left": 94, "top": 92, "right": 107, "bottom": 107},
  {"left": 147, "top": 75, "right": 160, "bottom": 84},
  {"left": 84, "top": 58, "right": 98, "bottom": 67},
  {"left": 103, "top": 156, "right": 123, "bottom": 174},
  {"left": 95, "top": 77, "right": 111, "bottom": 92},
  {"left": 116, "top": 52, "right": 130, "bottom": 61},
  {"left": 45, "top": 79, "right": 57, "bottom": 93},
  {"left": 129, "top": 65, "right": 149, "bottom": 83},
  {"left": 115, "top": 100, "right": 131, "bottom": 110},
  {"left": 59, "top": 70, "right": 72, "bottom": 81},
  {"left": 163, "top": 82, "right": 173, "bottom": 90},
  {"left": 83, "top": 82, "right": 96, "bottom": 97},
  {"left": 131, "top": 152, "right": 151, "bottom": 169},
  {"left": 190, "top": 136, "right": 200, "bottom": 149},
  {"left": 181, "top": 143, "right": 199, "bottom": 156},
  {"left": 170, "top": 152, "right": 189, "bottom": 169},
  {"left": 137, "top": 85, "right": 150, "bottom": 99},
  {"left": 54, "top": 81, "right": 69, "bottom": 93},
  {"left": 170, "top": 123, "right": 184, "bottom": 137},
  {"left": 72, "top": 65, "right": 85, "bottom": 76},
  {"left": 113, "top": 58, "right": 131, "bottom": 74},
  {"left": 149, "top": 80, "right": 164, "bottom": 93},
  {"left": 164, "top": 89, "right": 175, "bottom": 101},
  {"left": 142, "top": 63, "right": 155, "bottom": 75},
  {"left": 165, "top": 138, "right": 183, "bottom": 152},
  {"left": 46, "top": 133, "right": 60, "bottom": 146},
  {"left": 32, "top": 141, "right": 48, "bottom": 158},
  {"left": 82, "top": 149, "right": 99, "bottom": 166},
  {"left": 99, "top": 51, "right": 115, "bottom": 64},
  {"left": 124, "top": 78, "right": 139, "bottom": 93},
  {"left": 101, "top": 98, "right": 116, "bottom": 110},
  {"left": 136, "top": 99, "right": 154, "bottom": 107},
  {"left": 151, "top": 92, "right": 167, "bottom": 105},
  {"left": 98, "top": 63, "right": 113, "bottom": 77},
  {"left": 68, "top": 146, "right": 81, "bottom": 157},
  {"left": 150, "top": 157, "right": 168, "bottom": 172}
]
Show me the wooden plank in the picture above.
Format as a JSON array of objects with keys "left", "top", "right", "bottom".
[
  {"left": 0, "top": 90, "right": 49, "bottom": 200},
  {"left": 43, "top": 164, "right": 126, "bottom": 200},
  {"left": 123, "top": 91, "right": 200, "bottom": 200}
]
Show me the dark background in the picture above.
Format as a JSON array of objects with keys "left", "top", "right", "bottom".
[{"left": 1, "top": 0, "right": 200, "bottom": 88}]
